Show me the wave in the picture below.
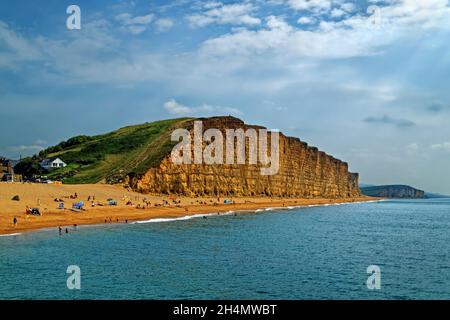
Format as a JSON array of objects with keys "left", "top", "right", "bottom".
[
  {"left": 132, "top": 199, "right": 383, "bottom": 224},
  {"left": 133, "top": 213, "right": 217, "bottom": 224},
  {"left": 264, "top": 207, "right": 288, "bottom": 211},
  {"left": 0, "top": 233, "right": 22, "bottom": 237}
]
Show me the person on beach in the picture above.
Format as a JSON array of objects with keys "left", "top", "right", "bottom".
[
  {"left": 59, "top": 226, "right": 62, "bottom": 235},
  {"left": 65, "top": 228, "right": 69, "bottom": 234},
  {"left": 13, "top": 216, "right": 17, "bottom": 227}
]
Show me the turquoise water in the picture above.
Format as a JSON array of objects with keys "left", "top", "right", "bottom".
[{"left": 0, "top": 199, "right": 449, "bottom": 300}]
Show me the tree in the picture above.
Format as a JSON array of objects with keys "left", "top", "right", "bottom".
[{"left": 14, "top": 158, "right": 42, "bottom": 179}]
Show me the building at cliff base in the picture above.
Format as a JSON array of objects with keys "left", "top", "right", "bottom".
[{"left": 0, "top": 157, "right": 22, "bottom": 182}]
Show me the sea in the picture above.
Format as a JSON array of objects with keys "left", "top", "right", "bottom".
[{"left": 0, "top": 199, "right": 449, "bottom": 300}]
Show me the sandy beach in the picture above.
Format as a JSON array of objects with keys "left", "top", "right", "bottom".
[{"left": 0, "top": 182, "right": 377, "bottom": 235}]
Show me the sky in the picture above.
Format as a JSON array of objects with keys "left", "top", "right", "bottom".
[{"left": 0, "top": 0, "right": 450, "bottom": 193}]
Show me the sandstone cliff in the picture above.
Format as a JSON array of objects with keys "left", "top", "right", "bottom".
[{"left": 131, "top": 116, "right": 360, "bottom": 198}]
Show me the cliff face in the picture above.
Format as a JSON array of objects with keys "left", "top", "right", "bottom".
[
  {"left": 360, "top": 185, "right": 425, "bottom": 199},
  {"left": 131, "top": 117, "right": 360, "bottom": 198}
]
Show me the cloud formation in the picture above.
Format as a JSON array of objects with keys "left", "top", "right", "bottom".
[
  {"left": 187, "top": 2, "right": 261, "bottom": 27},
  {"left": 431, "top": 142, "right": 450, "bottom": 152},
  {"left": 115, "top": 12, "right": 155, "bottom": 34},
  {"left": 155, "top": 18, "right": 175, "bottom": 32},
  {"left": 9, "top": 140, "right": 47, "bottom": 153},
  {"left": 164, "top": 99, "right": 241, "bottom": 116},
  {"left": 201, "top": 0, "right": 450, "bottom": 59},
  {"left": 364, "top": 115, "right": 416, "bottom": 128}
]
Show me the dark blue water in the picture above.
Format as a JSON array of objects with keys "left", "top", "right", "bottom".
[{"left": 0, "top": 199, "right": 449, "bottom": 300}]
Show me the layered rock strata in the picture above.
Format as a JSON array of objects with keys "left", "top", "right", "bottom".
[{"left": 131, "top": 117, "right": 360, "bottom": 198}]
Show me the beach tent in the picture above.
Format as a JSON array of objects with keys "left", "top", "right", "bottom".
[{"left": 72, "top": 201, "right": 84, "bottom": 210}]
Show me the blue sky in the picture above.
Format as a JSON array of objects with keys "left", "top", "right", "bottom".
[{"left": 1, "top": 0, "right": 450, "bottom": 193}]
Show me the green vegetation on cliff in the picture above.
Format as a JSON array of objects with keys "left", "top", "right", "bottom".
[{"left": 16, "top": 118, "right": 192, "bottom": 184}]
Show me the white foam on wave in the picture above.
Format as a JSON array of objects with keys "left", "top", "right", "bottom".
[
  {"left": 132, "top": 199, "right": 383, "bottom": 224},
  {"left": 265, "top": 206, "right": 288, "bottom": 211},
  {"left": 304, "top": 200, "right": 383, "bottom": 209},
  {"left": 133, "top": 213, "right": 216, "bottom": 224},
  {"left": 0, "top": 233, "right": 22, "bottom": 237}
]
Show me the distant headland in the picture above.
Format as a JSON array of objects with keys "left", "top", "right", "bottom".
[
  {"left": 360, "top": 184, "right": 449, "bottom": 199},
  {"left": 360, "top": 185, "right": 425, "bottom": 199}
]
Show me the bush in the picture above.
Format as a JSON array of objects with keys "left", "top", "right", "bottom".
[{"left": 14, "top": 158, "right": 42, "bottom": 178}]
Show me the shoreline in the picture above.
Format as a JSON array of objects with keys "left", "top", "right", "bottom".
[{"left": 0, "top": 182, "right": 380, "bottom": 236}]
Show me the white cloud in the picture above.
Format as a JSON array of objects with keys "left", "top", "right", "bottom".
[
  {"left": 9, "top": 141, "right": 46, "bottom": 153},
  {"left": 287, "top": 0, "right": 332, "bottom": 13},
  {"left": 115, "top": 12, "right": 155, "bottom": 34},
  {"left": 405, "top": 143, "right": 419, "bottom": 154},
  {"left": 330, "top": 8, "right": 346, "bottom": 18},
  {"left": 187, "top": 3, "right": 261, "bottom": 27},
  {"left": 340, "top": 2, "right": 356, "bottom": 13},
  {"left": 116, "top": 13, "right": 155, "bottom": 25},
  {"left": 164, "top": 99, "right": 241, "bottom": 116},
  {"left": 155, "top": 18, "right": 175, "bottom": 32},
  {"left": 203, "top": 1, "right": 223, "bottom": 9},
  {"left": 0, "top": 21, "right": 42, "bottom": 69},
  {"left": 431, "top": 142, "right": 450, "bottom": 152},
  {"left": 164, "top": 99, "right": 193, "bottom": 114},
  {"left": 297, "top": 16, "right": 315, "bottom": 24}
]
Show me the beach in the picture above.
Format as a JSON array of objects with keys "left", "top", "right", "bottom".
[{"left": 0, "top": 182, "right": 376, "bottom": 235}]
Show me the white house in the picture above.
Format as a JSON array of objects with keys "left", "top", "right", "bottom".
[{"left": 40, "top": 157, "right": 67, "bottom": 170}]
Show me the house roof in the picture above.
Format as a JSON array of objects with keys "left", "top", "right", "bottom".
[
  {"left": 0, "top": 157, "right": 13, "bottom": 167},
  {"left": 41, "top": 157, "right": 66, "bottom": 165}
]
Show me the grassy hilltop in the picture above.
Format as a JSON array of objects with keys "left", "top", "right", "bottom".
[{"left": 16, "top": 118, "right": 192, "bottom": 184}]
